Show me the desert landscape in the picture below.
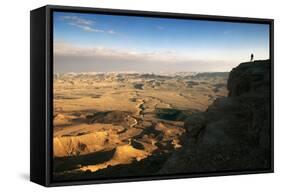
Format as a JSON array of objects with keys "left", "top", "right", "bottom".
[
  {"left": 53, "top": 60, "right": 271, "bottom": 181},
  {"left": 53, "top": 71, "right": 228, "bottom": 180},
  {"left": 52, "top": 12, "right": 271, "bottom": 181}
]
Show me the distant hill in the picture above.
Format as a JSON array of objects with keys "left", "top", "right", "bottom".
[{"left": 194, "top": 72, "right": 229, "bottom": 79}]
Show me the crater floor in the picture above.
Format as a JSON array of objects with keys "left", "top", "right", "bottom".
[{"left": 53, "top": 72, "right": 228, "bottom": 180}]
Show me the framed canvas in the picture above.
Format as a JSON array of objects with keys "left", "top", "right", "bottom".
[{"left": 30, "top": 5, "right": 274, "bottom": 187}]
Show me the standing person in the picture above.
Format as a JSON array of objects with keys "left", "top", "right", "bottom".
[{"left": 250, "top": 53, "right": 254, "bottom": 62}]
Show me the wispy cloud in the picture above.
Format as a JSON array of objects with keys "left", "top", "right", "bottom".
[
  {"left": 60, "top": 15, "right": 93, "bottom": 25},
  {"left": 60, "top": 15, "right": 116, "bottom": 34},
  {"left": 156, "top": 26, "right": 164, "bottom": 30}
]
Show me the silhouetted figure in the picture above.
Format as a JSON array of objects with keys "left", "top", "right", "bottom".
[{"left": 250, "top": 53, "right": 254, "bottom": 62}]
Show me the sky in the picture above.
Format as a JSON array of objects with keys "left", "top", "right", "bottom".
[{"left": 53, "top": 11, "right": 270, "bottom": 73}]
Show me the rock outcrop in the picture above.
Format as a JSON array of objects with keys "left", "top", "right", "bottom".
[{"left": 160, "top": 59, "right": 272, "bottom": 174}]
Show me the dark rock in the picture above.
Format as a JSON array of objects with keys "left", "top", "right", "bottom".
[
  {"left": 134, "top": 83, "right": 144, "bottom": 90},
  {"left": 228, "top": 60, "right": 270, "bottom": 97},
  {"left": 130, "top": 139, "right": 145, "bottom": 150},
  {"left": 159, "top": 59, "right": 271, "bottom": 174},
  {"left": 86, "top": 111, "right": 136, "bottom": 128}
]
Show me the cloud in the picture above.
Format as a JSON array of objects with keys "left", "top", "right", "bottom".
[
  {"left": 60, "top": 15, "right": 116, "bottom": 34},
  {"left": 69, "top": 23, "right": 104, "bottom": 33},
  {"left": 54, "top": 41, "right": 179, "bottom": 62},
  {"left": 60, "top": 15, "right": 93, "bottom": 26},
  {"left": 156, "top": 26, "right": 164, "bottom": 30},
  {"left": 108, "top": 30, "right": 116, "bottom": 34},
  {"left": 54, "top": 42, "right": 236, "bottom": 73}
]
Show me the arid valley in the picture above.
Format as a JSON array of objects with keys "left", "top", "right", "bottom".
[{"left": 53, "top": 71, "right": 228, "bottom": 180}]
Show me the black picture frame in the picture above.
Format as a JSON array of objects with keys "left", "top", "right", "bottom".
[{"left": 30, "top": 5, "right": 274, "bottom": 187}]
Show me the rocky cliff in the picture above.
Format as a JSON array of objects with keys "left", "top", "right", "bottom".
[{"left": 160, "top": 59, "right": 272, "bottom": 174}]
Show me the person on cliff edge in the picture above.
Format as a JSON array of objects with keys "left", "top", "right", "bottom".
[{"left": 250, "top": 53, "right": 254, "bottom": 62}]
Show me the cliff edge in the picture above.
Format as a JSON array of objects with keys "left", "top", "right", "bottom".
[{"left": 160, "top": 59, "right": 271, "bottom": 174}]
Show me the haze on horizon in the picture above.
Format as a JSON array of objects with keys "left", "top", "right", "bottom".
[{"left": 53, "top": 11, "right": 270, "bottom": 73}]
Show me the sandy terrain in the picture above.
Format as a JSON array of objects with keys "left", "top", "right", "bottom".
[{"left": 53, "top": 72, "right": 228, "bottom": 179}]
